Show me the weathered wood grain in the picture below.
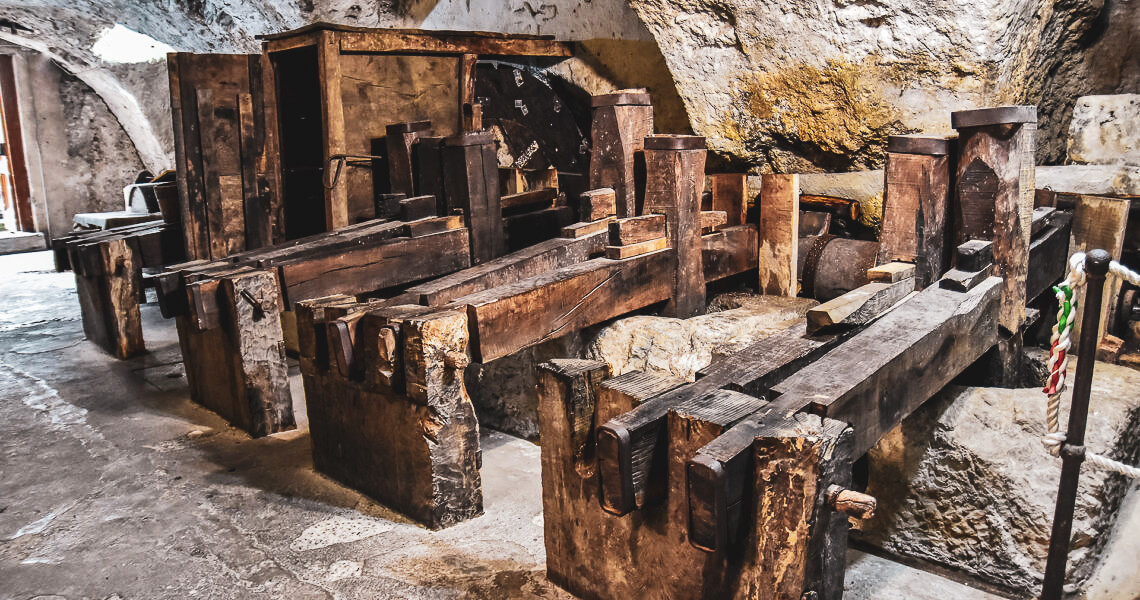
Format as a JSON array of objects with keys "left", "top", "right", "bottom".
[
  {"left": 759, "top": 174, "right": 799, "bottom": 296},
  {"left": 643, "top": 135, "right": 707, "bottom": 318},
  {"left": 589, "top": 91, "right": 653, "bottom": 218}
]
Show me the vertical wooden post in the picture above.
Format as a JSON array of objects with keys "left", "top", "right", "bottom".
[
  {"left": 589, "top": 91, "right": 654, "bottom": 219},
  {"left": 758, "top": 174, "right": 800, "bottom": 296},
  {"left": 1067, "top": 195, "right": 1129, "bottom": 351},
  {"left": 318, "top": 30, "right": 349, "bottom": 231},
  {"left": 442, "top": 131, "right": 505, "bottom": 264},
  {"left": 879, "top": 135, "right": 953, "bottom": 289},
  {"left": 951, "top": 106, "right": 1035, "bottom": 332},
  {"left": 386, "top": 120, "right": 433, "bottom": 197},
  {"left": 709, "top": 173, "right": 748, "bottom": 226},
  {"left": 416, "top": 136, "right": 447, "bottom": 216},
  {"left": 952, "top": 106, "right": 1035, "bottom": 384},
  {"left": 643, "top": 135, "right": 707, "bottom": 318}
]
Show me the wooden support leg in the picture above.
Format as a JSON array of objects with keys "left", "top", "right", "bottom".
[
  {"left": 589, "top": 91, "right": 653, "bottom": 218},
  {"left": 443, "top": 131, "right": 505, "bottom": 264},
  {"left": 952, "top": 106, "right": 1036, "bottom": 385},
  {"left": 879, "top": 135, "right": 953, "bottom": 289},
  {"left": 758, "top": 174, "right": 799, "bottom": 296},
  {"left": 220, "top": 269, "right": 294, "bottom": 436},
  {"left": 643, "top": 135, "right": 707, "bottom": 318},
  {"left": 416, "top": 136, "right": 447, "bottom": 216},
  {"left": 73, "top": 238, "right": 146, "bottom": 359}
]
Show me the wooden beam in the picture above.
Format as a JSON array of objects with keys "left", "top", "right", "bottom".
[
  {"left": 1068, "top": 195, "right": 1129, "bottom": 350},
  {"left": 643, "top": 135, "right": 707, "bottom": 318},
  {"left": 336, "top": 29, "right": 573, "bottom": 57},
  {"left": 709, "top": 173, "right": 748, "bottom": 226},
  {"left": 879, "top": 135, "right": 952, "bottom": 289},
  {"left": 759, "top": 174, "right": 799, "bottom": 296},
  {"left": 442, "top": 131, "right": 505, "bottom": 263},
  {"left": 609, "top": 214, "right": 665, "bottom": 246},
  {"left": 806, "top": 278, "right": 915, "bottom": 335},
  {"left": 589, "top": 91, "right": 653, "bottom": 218},
  {"left": 580, "top": 187, "right": 616, "bottom": 221},
  {"left": 386, "top": 121, "right": 433, "bottom": 197}
]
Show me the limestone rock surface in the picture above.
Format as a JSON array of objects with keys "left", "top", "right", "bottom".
[
  {"left": 1067, "top": 95, "right": 1140, "bottom": 167},
  {"left": 857, "top": 362, "right": 1140, "bottom": 595},
  {"left": 586, "top": 295, "right": 817, "bottom": 381}
]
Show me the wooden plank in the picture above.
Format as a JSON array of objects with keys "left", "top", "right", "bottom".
[
  {"left": 879, "top": 141, "right": 952, "bottom": 289},
  {"left": 643, "top": 135, "right": 707, "bottom": 318},
  {"left": 709, "top": 173, "right": 748, "bottom": 226},
  {"left": 459, "top": 249, "right": 674, "bottom": 363},
  {"left": 1027, "top": 210, "right": 1072, "bottom": 301},
  {"left": 799, "top": 194, "right": 860, "bottom": 221},
  {"left": 608, "top": 214, "right": 665, "bottom": 246},
  {"left": 501, "top": 188, "right": 558, "bottom": 212},
  {"left": 605, "top": 236, "right": 667, "bottom": 259},
  {"left": 700, "top": 210, "right": 727, "bottom": 232},
  {"left": 562, "top": 217, "right": 614, "bottom": 239},
  {"left": 277, "top": 228, "right": 472, "bottom": 307},
  {"left": 337, "top": 29, "right": 572, "bottom": 57},
  {"left": 806, "top": 278, "right": 916, "bottom": 334},
  {"left": 416, "top": 136, "right": 447, "bottom": 216},
  {"left": 580, "top": 187, "right": 616, "bottom": 221},
  {"left": 1068, "top": 195, "right": 1129, "bottom": 350},
  {"left": 238, "top": 91, "right": 270, "bottom": 249},
  {"left": 759, "top": 174, "right": 800, "bottom": 295},
  {"left": 589, "top": 92, "right": 653, "bottom": 218},
  {"left": 255, "top": 52, "right": 286, "bottom": 246},
  {"left": 595, "top": 370, "right": 686, "bottom": 433},
  {"left": 404, "top": 231, "right": 605, "bottom": 306},
  {"left": 867, "top": 261, "right": 915, "bottom": 283}
]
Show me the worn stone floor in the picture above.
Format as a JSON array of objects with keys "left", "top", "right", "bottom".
[{"left": 0, "top": 250, "right": 1126, "bottom": 599}]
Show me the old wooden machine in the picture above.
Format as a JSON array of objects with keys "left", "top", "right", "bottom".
[{"left": 535, "top": 106, "right": 1075, "bottom": 599}]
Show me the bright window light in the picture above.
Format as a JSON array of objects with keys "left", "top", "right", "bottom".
[{"left": 91, "top": 24, "right": 174, "bottom": 64}]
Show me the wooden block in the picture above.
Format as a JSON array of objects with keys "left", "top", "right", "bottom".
[
  {"left": 374, "top": 192, "right": 406, "bottom": 220},
  {"left": 701, "top": 225, "right": 759, "bottom": 284},
  {"left": 1027, "top": 211, "right": 1073, "bottom": 301},
  {"left": 1031, "top": 206, "right": 1057, "bottom": 237},
  {"left": 404, "top": 215, "right": 465, "bottom": 237},
  {"left": 806, "top": 278, "right": 916, "bottom": 334},
  {"left": 1118, "top": 352, "right": 1140, "bottom": 369},
  {"left": 589, "top": 91, "right": 653, "bottom": 218},
  {"left": 608, "top": 214, "right": 666, "bottom": 246},
  {"left": 501, "top": 188, "right": 558, "bottom": 213},
  {"left": 939, "top": 265, "right": 994, "bottom": 292},
  {"left": 700, "top": 210, "right": 727, "bottom": 232},
  {"left": 398, "top": 194, "right": 438, "bottom": 221},
  {"left": 386, "top": 120, "right": 433, "bottom": 197},
  {"left": 867, "top": 261, "right": 915, "bottom": 283},
  {"left": 759, "top": 174, "right": 799, "bottom": 296},
  {"left": 442, "top": 131, "right": 505, "bottom": 264},
  {"left": 561, "top": 217, "right": 614, "bottom": 239},
  {"left": 643, "top": 135, "right": 707, "bottom": 318},
  {"left": 955, "top": 239, "right": 994, "bottom": 272},
  {"left": 580, "top": 188, "right": 616, "bottom": 221},
  {"left": 709, "top": 173, "right": 748, "bottom": 226},
  {"left": 605, "top": 236, "right": 667, "bottom": 259},
  {"left": 1097, "top": 334, "right": 1125, "bottom": 363},
  {"left": 503, "top": 205, "right": 574, "bottom": 252}
]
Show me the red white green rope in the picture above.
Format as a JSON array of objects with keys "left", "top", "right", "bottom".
[{"left": 1043, "top": 252, "right": 1140, "bottom": 478}]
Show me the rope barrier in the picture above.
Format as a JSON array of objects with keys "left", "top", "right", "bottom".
[{"left": 1043, "top": 252, "right": 1140, "bottom": 478}]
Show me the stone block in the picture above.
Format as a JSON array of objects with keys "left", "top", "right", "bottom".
[{"left": 1067, "top": 95, "right": 1140, "bottom": 167}]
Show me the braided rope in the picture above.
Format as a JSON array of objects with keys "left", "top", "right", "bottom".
[{"left": 1043, "top": 252, "right": 1140, "bottom": 478}]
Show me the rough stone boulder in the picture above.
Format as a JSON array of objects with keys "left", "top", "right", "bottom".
[
  {"left": 856, "top": 362, "right": 1140, "bottom": 595},
  {"left": 586, "top": 294, "right": 817, "bottom": 380},
  {"left": 1067, "top": 95, "right": 1140, "bottom": 167}
]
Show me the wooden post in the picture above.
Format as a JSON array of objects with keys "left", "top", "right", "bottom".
[
  {"left": 643, "top": 134, "right": 707, "bottom": 318},
  {"left": 72, "top": 238, "right": 146, "bottom": 359},
  {"left": 442, "top": 131, "right": 505, "bottom": 264},
  {"left": 416, "top": 136, "right": 447, "bottom": 216},
  {"left": 709, "top": 173, "right": 748, "bottom": 226},
  {"left": 952, "top": 106, "right": 1036, "bottom": 385},
  {"left": 1067, "top": 195, "right": 1129, "bottom": 351},
  {"left": 318, "top": 30, "right": 349, "bottom": 231},
  {"left": 589, "top": 91, "right": 654, "bottom": 219},
  {"left": 879, "top": 135, "right": 953, "bottom": 289},
  {"left": 758, "top": 174, "right": 799, "bottom": 296},
  {"left": 386, "top": 120, "right": 433, "bottom": 197}
]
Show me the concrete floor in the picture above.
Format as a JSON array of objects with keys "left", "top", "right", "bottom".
[{"left": 0, "top": 250, "right": 1092, "bottom": 599}]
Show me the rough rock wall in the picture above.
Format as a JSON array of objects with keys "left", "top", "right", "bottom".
[{"left": 628, "top": 0, "right": 1138, "bottom": 172}]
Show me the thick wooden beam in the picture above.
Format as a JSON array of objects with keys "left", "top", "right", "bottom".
[
  {"left": 879, "top": 135, "right": 952, "bottom": 289},
  {"left": 1068, "top": 195, "right": 1129, "bottom": 351},
  {"left": 403, "top": 231, "right": 605, "bottom": 306},
  {"left": 442, "top": 131, "right": 505, "bottom": 263},
  {"left": 580, "top": 187, "right": 616, "bottom": 221},
  {"left": 609, "top": 214, "right": 665, "bottom": 245},
  {"left": 701, "top": 225, "right": 758, "bottom": 284},
  {"left": 72, "top": 237, "right": 145, "bottom": 359},
  {"left": 386, "top": 120, "right": 433, "bottom": 196},
  {"left": 589, "top": 91, "right": 653, "bottom": 218},
  {"left": 806, "top": 278, "right": 915, "bottom": 335},
  {"left": 643, "top": 135, "right": 707, "bottom": 318},
  {"left": 759, "top": 174, "right": 799, "bottom": 296}
]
